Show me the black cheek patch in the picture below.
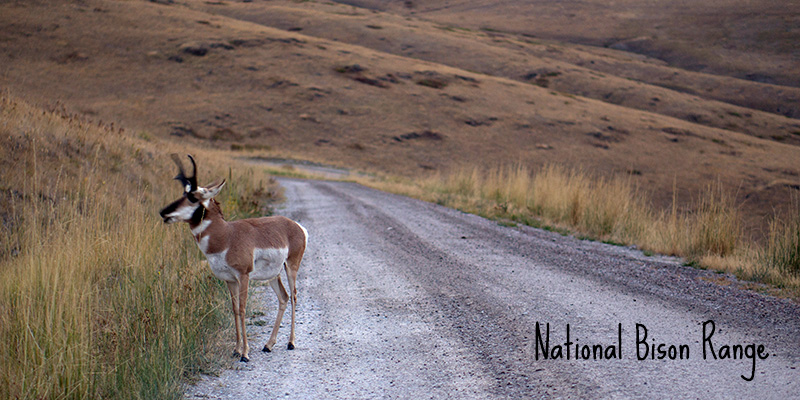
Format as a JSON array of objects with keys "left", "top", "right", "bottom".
[
  {"left": 190, "top": 204, "right": 205, "bottom": 225},
  {"left": 186, "top": 192, "right": 199, "bottom": 203},
  {"left": 160, "top": 200, "right": 180, "bottom": 218}
]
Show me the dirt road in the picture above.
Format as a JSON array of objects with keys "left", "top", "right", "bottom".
[{"left": 185, "top": 179, "right": 799, "bottom": 399}]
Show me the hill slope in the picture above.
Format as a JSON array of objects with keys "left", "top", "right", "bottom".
[
  {"left": 335, "top": 0, "right": 800, "bottom": 91},
  {"left": 1, "top": 0, "right": 799, "bottom": 238},
  {"left": 190, "top": 0, "right": 800, "bottom": 135}
]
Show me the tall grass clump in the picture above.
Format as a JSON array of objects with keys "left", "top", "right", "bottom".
[
  {"left": 529, "top": 165, "right": 651, "bottom": 242},
  {"left": 645, "top": 183, "right": 742, "bottom": 260},
  {"left": 417, "top": 164, "right": 651, "bottom": 243},
  {"left": 0, "top": 96, "right": 280, "bottom": 399},
  {"left": 758, "top": 203, "right": 800, "bottom": 282}
]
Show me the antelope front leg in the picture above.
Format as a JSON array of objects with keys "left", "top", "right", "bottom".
[
  {"left": 238, "top": 275, "right": 251, "bottom": 362},
  {"left": 263, "top": 276, "right": 288, "bottom": 353},
  {"left": 226, "top": 281, "right": 244, "bottom": 359}
]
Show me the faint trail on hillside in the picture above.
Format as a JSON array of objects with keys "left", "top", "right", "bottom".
[{"left": 185, "top": 179, "right": 800, "bottom": 399}]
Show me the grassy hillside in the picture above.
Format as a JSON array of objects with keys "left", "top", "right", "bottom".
[
  {"left": 1, "top": 0, "right": 798, "bottom": 241},
  {"left": 0, "top": 95, "right": 281, "bottom": 399}
]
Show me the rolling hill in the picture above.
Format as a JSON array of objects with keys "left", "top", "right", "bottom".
[{"left": 1, "top": 0, "right": 798, "bottom": 239}]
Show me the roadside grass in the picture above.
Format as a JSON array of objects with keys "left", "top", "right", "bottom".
[
  {"left": 754, "top": 206, "right": 800, "bottom": 288},
  {"left": 357, "top": 164, "right": 800, "bottom": 296},
  {"left": 0, "top": 96, "right": 281, "bottom": 399}
]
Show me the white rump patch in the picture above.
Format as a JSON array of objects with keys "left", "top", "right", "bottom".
[
  {"left": 250, "top": 247, "right": 289, "bottom": 281},
  {"left": 297, "top": 222, "right": 309, "bottom": 248}
]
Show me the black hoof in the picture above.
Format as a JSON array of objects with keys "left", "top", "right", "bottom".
[
  {"left": 262, "top": 345, "right": 271, "bottom": 353},
  {"left": 240, "top": 356, "right": 250, "bottom": 363},
  {"left": 233, "top": 351, "right": 241, "bottom": 358},
  {"left": 288, "top": 343, "right": 295, "bottom": 350}
]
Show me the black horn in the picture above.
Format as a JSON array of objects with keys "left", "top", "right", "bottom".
[
  {"left": 171, "top": 153, "right": 198, "bottom": 192},
  {"left": 187, "top": 154, "right": 198, "bottom": 191}
]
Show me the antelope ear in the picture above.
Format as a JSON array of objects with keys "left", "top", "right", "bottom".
[{"left": 198, "top": 179, "right": 226, "bottom": 199}]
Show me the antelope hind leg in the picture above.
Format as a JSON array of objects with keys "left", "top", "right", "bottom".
[
  {"left": 285, "top": 264, "right": 299, "bottom": 350},
  {"left": 263, "top": 276, "right": 288, "bottom": 353}
]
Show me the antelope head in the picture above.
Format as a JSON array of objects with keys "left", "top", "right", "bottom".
[{"left": 159, "top": 154, "right": 226, "bottom": 224}]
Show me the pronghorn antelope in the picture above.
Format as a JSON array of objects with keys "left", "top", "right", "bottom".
[{"left": 159, "top": 154, "right": 307, "bottom": 362}]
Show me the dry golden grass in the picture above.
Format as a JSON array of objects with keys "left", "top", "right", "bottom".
[
  {"left": 0, "top": 96, "right": 281, "bottom": 399},
  {"left": 356, "top": 164, "right": 800, "bottom": 296}
]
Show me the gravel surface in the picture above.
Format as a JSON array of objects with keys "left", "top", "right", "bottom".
[{"left": 185, "top": 179, "right": 800, "bottom": 399}]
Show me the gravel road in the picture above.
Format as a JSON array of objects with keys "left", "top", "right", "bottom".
[{"left": 185, "top": 178, "right": 800, "bottom": 399}]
